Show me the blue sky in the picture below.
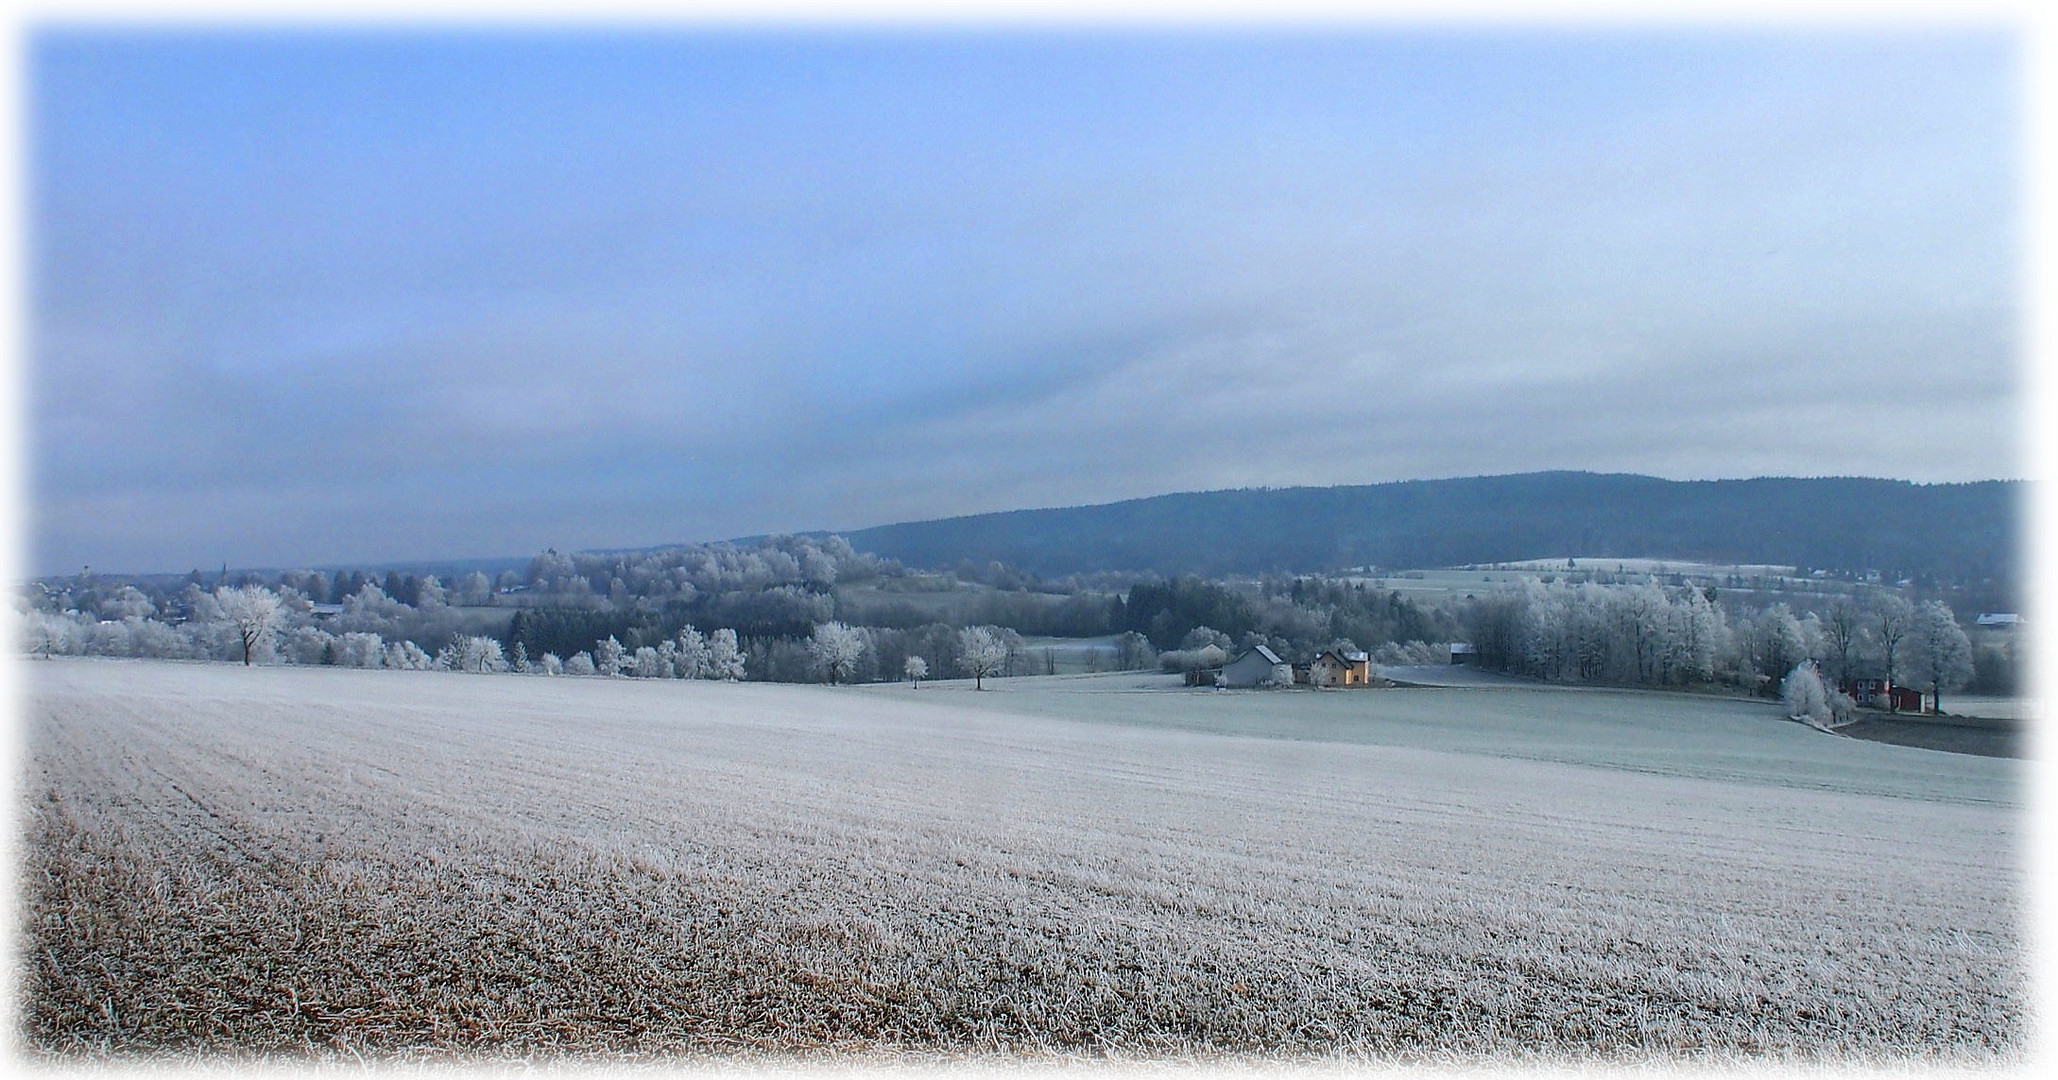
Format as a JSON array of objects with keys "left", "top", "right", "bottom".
[{"left": 28, "top": 26, "right": 2020, "bottom": 574}]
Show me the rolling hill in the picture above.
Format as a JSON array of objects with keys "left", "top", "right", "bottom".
[{"left": 833, "top": 472, "right": 2020, "bottom": 583}]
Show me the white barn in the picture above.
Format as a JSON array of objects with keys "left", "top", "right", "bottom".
[{"left": 1220, "top": 645, "right": 1287, "bottom": 688}]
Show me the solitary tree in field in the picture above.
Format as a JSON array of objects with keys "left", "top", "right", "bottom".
[
  {"left": 1909, "top": 600, "right": 1973, "bottom": 715},
  {"left": 958, "top": 627, "right": 1008, "bottom": 690},
  {"left": 904, "top": 655, "right": 928, "bottom": 688},
  {"left": 214, "top": 585, "right": 283, "bottom": 665},
  {"left": 808, "top": 621, "right": 866, "bottom": 684}
]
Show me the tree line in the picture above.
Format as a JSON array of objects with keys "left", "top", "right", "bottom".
[{"left": 1461, "top": 579, "right": 2000, "bottom": 710}]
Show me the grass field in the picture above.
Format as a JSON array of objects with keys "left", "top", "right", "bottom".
[{"left": 18, "top": 658, "right": 2027, "bottom": 1064}]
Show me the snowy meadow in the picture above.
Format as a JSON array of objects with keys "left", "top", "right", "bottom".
[{"left": 20, "top": 658, "right": 2026, "bottom": 1063}]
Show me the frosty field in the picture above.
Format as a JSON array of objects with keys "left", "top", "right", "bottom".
[{"left": 19, "top": 659, "right": 2027, "bottom": 1062}]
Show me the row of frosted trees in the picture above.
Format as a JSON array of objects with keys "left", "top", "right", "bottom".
[
  {"left": 13, "top": 585, "right": 1038, "bottom": 689},
  {"left": 1462, "top": 579, "right": 1975, "bottom": 706},
  {"left": 12, "top": 584, "right": 762, "bottom": 680}
]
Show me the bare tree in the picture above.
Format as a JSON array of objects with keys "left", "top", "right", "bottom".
[
  {"left": 1820, "top": 596, "right": 1866, "bottom": 684},
  {"left": 214, "top": 585, "right": 283, "bottom": 665},
  {"left": 1871, "top": 593, "right": 1914, "bottom": 705}
]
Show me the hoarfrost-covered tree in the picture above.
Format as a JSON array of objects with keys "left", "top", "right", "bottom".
[
  {"left": 336, "top": 632, "right": 386, "bottom": 668},
  {"left": 442, "top": 636, "right": 506, "bottom": 673},
  {"left": 385, "top": 640, "right": 434, "bottom": 670},
  {"left": 808, "top": 621, "right": 866, "bottom": 684},
  {"left": 1745, "top": 604, "right": 1807, "bottom": 695},
  {"left": 1114, "top": 631, "right": 1155, "bottom": 672},
  {"left": 19, "top": 609, "right": 74, "bottom": 658},
  {"left": 706, "top": 629, "right": 746, "bottom": 681},
  {"left": 1782, "top": 661, "right": 1833, "bottom": 728},
  {"left": 510, "top": 640, "right": 530, "bottom": 673},
  {"left": 1820, "top": 596, "right": 1867, "bottom": 684},
  {"left": 539, "top": 651, "right": 564, "bottom": 675},
  {"left": 1871, "top": 593, "right": 1914, "bottom": 699},
  {"left": 565, "top": 651, "right": 597, "bottom": 676},
  {"left": 1908, "top": 600, "right": 1973, "bottom": 715},
  {"left": 214, "top": 585, "right": 283, "bottom": 665},
  {"left": 595, "top": 635, "right": 627, "bottom": 677},
  {"left": 98, "top": 586, "right": 156, "bottom": 621},
  {"left": 904, "top": 654, "right": 928, "bottom": 687},
  {"left": 283, "top": 626, "right": 334, "bottom": 665},
  {"left": 632, "top": 645, "right": 670, "bottom": 679},
  {"left": 674, "top": 626, "right": 711, "bottom": 679},
  {"left": 958, "top": 626, "right": 1008, "bottom": 690},
  {"left": 454, "top": 571, "right": 494, "bottom": 606}
]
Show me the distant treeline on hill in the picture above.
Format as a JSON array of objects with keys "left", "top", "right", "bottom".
[{"left": 836, "top": 472, "right": 2020, "bottom": 588}]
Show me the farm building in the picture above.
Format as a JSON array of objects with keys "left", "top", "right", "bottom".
[
  {"left": 1448, "top": 642, "right": 1476, "bottom": 665},
  {"left": 1308, "top": 650, "right": 1371, "bottom": 687},
  {"left": 1220, "top": 645, "right": 1288, "bottom": 688},
  {"left": 1839, "top": 678, "right": 1932, "bottom": 714}
]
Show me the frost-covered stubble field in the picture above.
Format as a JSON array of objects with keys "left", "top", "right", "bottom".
[{"left": 20, "top": 659, "right": 2025, "bottom": 1063}]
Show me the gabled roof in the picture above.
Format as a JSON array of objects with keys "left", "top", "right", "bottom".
[
  {"left": 1236, "top": 644, "right": 1282, "bottom": 665},
  {"left": 1313, "top": 649, "right": 1364, "bottom": 666}
]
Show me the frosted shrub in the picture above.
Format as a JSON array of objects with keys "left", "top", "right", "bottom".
[
  {"left": 565, "top": 652, "right": 597, "bottom": 676},
  {"left": 283, "top": 626, "right": 335, "bottom": 666},
  {"left": 1372, "top": 640, "right": 1447, "bottom": 666},
  {"left": 82, "top": 619, "right": 135, "bottom": 658},
  {"left": 385, "top": 640, "right": 434, "bottom": 671},
  {"left": 1783, "top": 661, "right": 1833, "bottom": 728},
  {"left": 437, "top": 636, "right": 506, "bottom": 674},
  {"left": 129, "top": 617, "right": 198, "bottom": 660},
  {"left": 539, "top": 652, "right": 565, "bottom": 676},
  {"left": 1159, "top": 644, "right": 1228, "bottom": 674},
  {"left": 335, "top": 632, "right": 386, "bottom": 668},
  {"left": 632, "top": 646, "right": 670, "bottom": 679},
  {"left": 18, "top": 610, "right": 78, "bottom": 658}
]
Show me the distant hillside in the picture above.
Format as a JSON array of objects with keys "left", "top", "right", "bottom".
[{"left": 836, "top": 472, "right": 2021, "bottom": 584}]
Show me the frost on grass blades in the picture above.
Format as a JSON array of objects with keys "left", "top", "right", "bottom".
[{"left": 21, "top": 659, "right": 2024, "bottom": 1064}]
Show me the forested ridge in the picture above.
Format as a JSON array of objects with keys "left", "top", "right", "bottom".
[{"left": 835, "top": 472, "right": 2019, "bottom": 586}]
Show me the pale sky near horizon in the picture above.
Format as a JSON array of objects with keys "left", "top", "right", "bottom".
[{"left": 26, "top": 25, "right": 2021, "bottom": 575}]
